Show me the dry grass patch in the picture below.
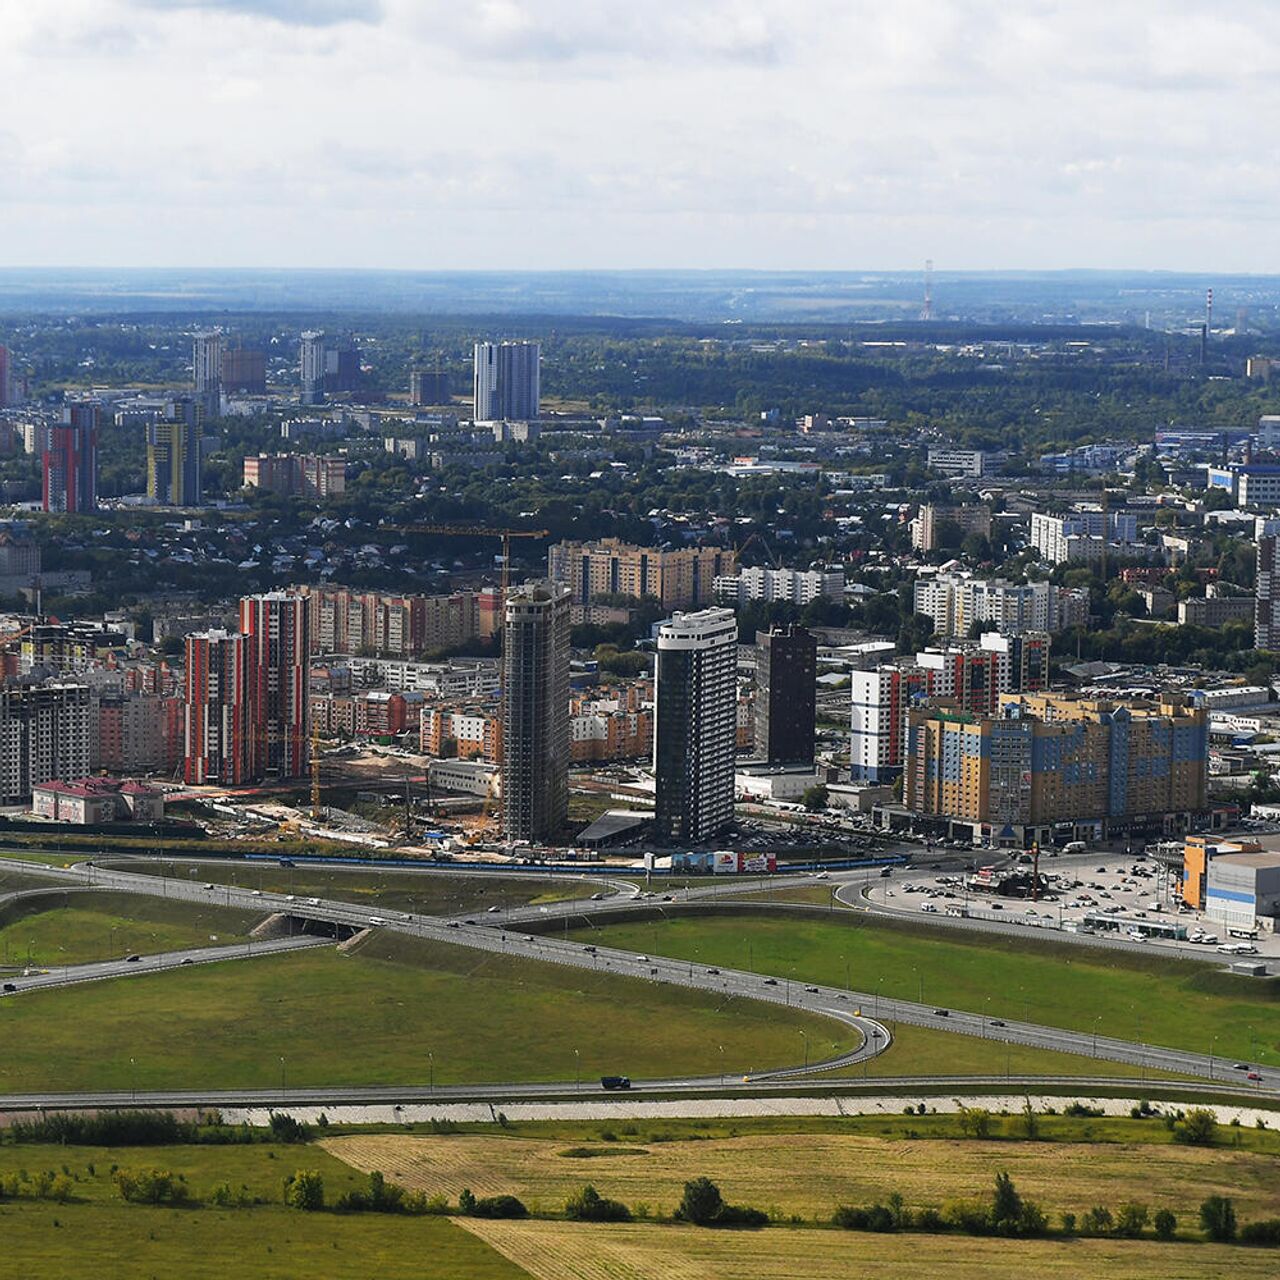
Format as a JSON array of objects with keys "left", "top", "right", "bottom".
[
  {"left": 457, "top": 1218, "right": 1280, "bottom": 1280},
  {"left": 325, "top": 1131, "right": 1280, "bottom": 1222}
]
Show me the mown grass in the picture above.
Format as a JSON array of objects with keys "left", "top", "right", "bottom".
[
  {"left": 327, "top": 1120, "right": 1280, "bottom": 1223},
  {"left": 103, "top": 860, "right": 600, "bottom": 913},
  {"left": 0, "top": 895, "right": 260, "bottom": 968},
  {"left": 0, "top": 934, "right": 853, "bottom": 1092},
  {"left": 0, "top": 1142, "right": 528, "bottom": 1280},
  {"left": 461, "top": 1217, "right": 1280, "bottom": 1280},
  {"left": 571, "top": 914, "right": 1280, "bottom": 1066}
]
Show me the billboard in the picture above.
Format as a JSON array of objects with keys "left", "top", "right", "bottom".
[
  {"left": 712, "top": 851, "right": 738, "bottom": 875},
  {"left": 738, "top": 853, "right": 778, "bottom": 874}
]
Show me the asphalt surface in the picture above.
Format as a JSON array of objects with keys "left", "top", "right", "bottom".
[{"left": 0, "top": 855, "right": 1276, "bottom": 1107}]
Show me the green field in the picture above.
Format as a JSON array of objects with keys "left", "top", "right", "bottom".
[
  {"left": 0, "top": 1143, "right": 528, "bottom": 1280},
  {"left": 568, "top": 914, "right": 1280, "bottom": 1067},
  {"left": 0, "top": 933, "right": 854, "bottom": 1092},
  {"left": 101, "top": 860, "right": 601, "bottom": 914},
  {"left": 0, "top": 894, "right": 261, "bottom": 969}
]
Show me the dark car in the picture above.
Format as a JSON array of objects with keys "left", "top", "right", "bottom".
[
  {"left": 763, "top": 978, "right": 778, "bottom": 986},
  {"left": 125, "top": 954, "right": 141, "bottom": 963},
  {"left": 600, "top": 1076, "right": 631, "bottom": 1090},
  {"left": 180, "top": 958, "right": 194, "bottom": 965},
  {"left": 2, "top": 983, "right": 15, "bottom": 993},
  {"left": 990, "top": 1019, "right": 1006, "bottom": 1028},
  {"left": 933, "top": 1008, "right": 949, "bottom": 1017}
]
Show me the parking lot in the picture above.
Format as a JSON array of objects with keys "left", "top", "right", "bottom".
[{"left": 866, "top": 852, "right": 1280, "bottom": 962}]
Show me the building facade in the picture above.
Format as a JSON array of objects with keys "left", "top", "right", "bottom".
[
  {"left": 243, "top": 453, "right": 346, "bottom": 498},
  {"left": 909, "top": 504, "right": 993, "bottom": 553},
  {"left": 754, "top": 625, "right": 817, "bottom": 766},
  {"left": 654, "top": 607, "right": 738, "bottom": 844},
  {"left": 300, "top": 331, "right": 326, "bottom": 406},
  {"left": 300, "top": 585, "right": 499, "bottom": 657},
  {"left": 501, "top": 580, "right": 570, "bottom": 842},
  {"left": 715, "top": 566, "right": 843, "bottom": 606},
  {"left": 43, "top": 402, "right": 99, "bottom": 514},
  {"left": 1257, "top": 535, "right": 1280, "bottom": 650},
  {"left": 1030, "top": 511, "right": 1140, "bottom": 564},
  {"left": 913, "top": 572, "right": 1089, "bottom": 638},
  {"left": 184, "top": 629, "right": 250, "bottom": 785},
  {"left": 549, "top": 538, "right": 736, "bottom": 612},
  {"left": 192, "top": 328, "right": 222, "bottom": 418},
  {"left": 146, "top": 406, "right": 202, "bottom": 506},
  {"left": 239, "top": 592, "right": 310, "bottom": 780},
  {"left": 0, "top": 683, "right": 93, "bottom": 804},
  {"left": 473, "top": 340, "right": 540, "bottom": 422}
]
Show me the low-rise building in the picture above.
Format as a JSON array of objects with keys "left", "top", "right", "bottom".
[{"left": 31, "top": 777, "right": 164, "bottom": 825}]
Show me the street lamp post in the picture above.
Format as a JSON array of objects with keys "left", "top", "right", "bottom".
[
  {"left": 719, "top": 1044, "right": 725, "bottom": 1086},
  {"left": 429, "top": 1051, "right": 434, "bottom": 1093},
  {"left": 574, "top": 1048, "right": 580, "bottom": 1090},
  {"left": 799, "top": 1030, "right": 809, "bottom": 1069},
  {"left": 130, "top": 1056, "right": 137, "bottom": 1103},
  {"left": 279, "top": 1055, "right": 286, "bottom": 1098}
]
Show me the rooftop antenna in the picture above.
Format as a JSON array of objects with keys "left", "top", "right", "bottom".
[
  {"left": 921, "top": 259, "right": 934, "bottom": 321},
  {"left": 1205, "top": 287, "right": 1214, "bottom": 333}
]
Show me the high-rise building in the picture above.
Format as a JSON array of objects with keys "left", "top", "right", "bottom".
[
  {"left": 1257, "top": 534, "right": 1280, "bottom": 650},
  {"left": 913, "top": 571, "right": 1090, "bottom": 638},
  {"left": 192, "top": 329, "right": 223, "bottom": 419},
  {"left": 849, "top": 632, "right": 1050, "bottom": 782},
  {"left": 242, "top": 453, "right": 346, "bottom": 498},
  {"left": 410, "top": 369, "right": 450, "bottom": 406},
  {"left": 549, "top": 538, "right": 736, "bottom": 612},
  {"left": 300, "top": 331, "right": 326, "bottom": 406},
  {"left": 904, "top": 692, "right": 1208, "bottom": 844},
  {"left": 0, "top": 344, "right": 10, "bottom": 407},
  {"left": 755, "top": 625, "right": 817, "bottom": 766},
  {"left": 1030, "top": 510, "right": 1140, "bottom": 564},
  {"left": 473, "top": 341, "right": 540, "bottom": 421},
  {"left": 42, "top": 402, "right": 99, "bottom": 513},
  {"left": 654, "top": 607, "right": 738, "bottom": 844},
  {"left": 324, "top": 335, "right": 361, "bottom": 394},
  {"left": 240, "top": 592, "right": 310, "bottom": 779},
  {"left": 184, "top": 630, "right": 250, "bottom": 785},
  {"left": 146, "top": 402, "right": 202, "bottom": 506},
  {"left": 501, "top": 581, "right": 570, "bottom": 843},
  {"left": 715, "top": 567, "right": 844, "bottom": 607},
  {"left": 222, "top": 345, "right": 267, "bottom": 395},
  {"left": 0, "top": 683, "right": 93, "bottom": 803}
]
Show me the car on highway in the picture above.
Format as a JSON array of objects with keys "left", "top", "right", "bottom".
[
  {"left": 307, "top": 898, "right": 321, "bottom": 906},
  {"left": 583, "top": 945, "right": 597, "bottom": 954},
  {"left": 804, "top": 985, "right": 819, "bottom": 993},
  {"left": 600, "top": 1075, "right": 631, "bottom": 1090},
  {"left": 446, "top": 921, "right": 460, "bottom": 929},
  {"left": 763, "top": 978, "right": 778, "bottom": 986},
  {"left": 1234, "top": 1062, "right": 1250, "bottom": 1071},
  {"left": 1248, "top": 1072, "right": 1263, "bottom": 1082},
  {"left": 933, "top": 1008, "right": 949, "bottom": 1017},
  {"left": 251, "top": 889, "right": 262, "bottom": 896},
  {"left": 990, "top": 1019, "right": 1006, "bottom": 1027},
  {"left": 636, "top": 954, "right": 649, "bottom": 962},
  {"left": 2, "top": 983, "right": 16, "bottom": 993},
  {"left": 486, "top": 905, "right": 501, "bottom": 913},
  {"left": 203, "top": 883, "right": 215, "bottom": 890},
  {"left": 180, "top": 958, "right": 194, "bottom": 965},
  {"left": 706, "top": 967, "right": 720, "bottom": 975},
  {"left": 125, "top": 954, "right": 141, "bottom": 963}
]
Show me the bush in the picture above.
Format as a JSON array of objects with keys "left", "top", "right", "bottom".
[
  {"left": 268, "top": 1113, "right": 310, "bottom": 1145},
  {"left": 1059, "top": 1212, "right": 1076, "bottom": 1236},
  {"left": 1239, "top": 1218, "right": 1280, "bottom": 1246},
  {"left": 1064, "top": 1103, "right": 1104, "bottom": 1118},
  {"left": 1200, "top": 1196, "right": 1237, "bottom": 1243},
  {"left": 1080, "top": 1206, "right": 1113, "bottom": 1235},
  {"left": 283, "top": 1170, "right": 325, "bottom": 1212},
  {"left": 566, "top": 1184, "right": 632, "bottom": 1223},
  {"left": 113, "top": 1168, "right": 189, "bottom": 1206},
  {"left": 1173, "top": 1109, "right": 1218, "bottom": 1147},
  {"left": 12, "top": 1112, "right": 191, "bottom": 1147},
  {"left": 941, "top": 1198, "right": 991, "bottom": 1234},
  {"left": 676, "top": 1177, "right": 724, "bottom": 1226},
  {"left": 957, "top": 1107, "right": 992, "bottom": 1139},
  {"left": 470, "top": 1195, "right": 528, "bottom": 1219},
  {"left": 1115, "top": 1203, "right": 1149, "bottom": 1238},
  {"left": 833, "top": 1203, "right": 897, "bottom": 1232},
  {"left": 1153, "top": 1209, "right": 1177, "bottom": 1241}
]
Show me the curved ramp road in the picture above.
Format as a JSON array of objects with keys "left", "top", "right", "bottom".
[{"left": 0, "top": 858, "right": 1275, "bottom": 1104}]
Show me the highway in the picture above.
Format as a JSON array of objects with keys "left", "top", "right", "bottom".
[{"left": 0, "top": 856, "right": 1276, "bottom": 1106}]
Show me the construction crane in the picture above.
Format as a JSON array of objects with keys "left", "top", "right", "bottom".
[
  {"left": 393, "top": 524, "right": 550, "bottom": 842},
  {"left": 735, "top": 531, "right": 780, "bottom": 568}
]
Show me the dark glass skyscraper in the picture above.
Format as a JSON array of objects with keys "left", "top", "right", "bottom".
[{"left": 755, "top": 624, "right": 817, "bottom": 766}]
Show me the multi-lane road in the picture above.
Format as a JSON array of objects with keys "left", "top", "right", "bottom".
[{"left": 1, "top": 855, "right": 1276, "bottom": 1108}]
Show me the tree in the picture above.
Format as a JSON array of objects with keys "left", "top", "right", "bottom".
[
  {"left": 676, "top": 1177, "right": 725, "bottom": 1226},
  {"left": 284, "top": 1170, "right": 324, "bottom": 1211},
  {"left": 1200, "top": 1196, "right": 1237, "bottom": 1243},
  {"left": 957, "top": 1106, "right": 993, "bottom": 1139},
  {"left": 458, "top": 1188, "right": 476, "bottom": 1214},
  {"left": 992, "top": 1172, "right": 1023, "bottom": 1233},
  {"left": 1153, "top": 1208, "right": 1177, "bottom": 1240},
  {"left": 801, "top": 784, "right": 829, "bottom": 812},
  {"left": 1173, "top": 1108, "right": 1218, "bottom": 1146},
  {"left": 565, "top": 1184, "right": 631, "bottom": 1222},
  {"left": 1115, "top": 1203, "right": 1149, "bottom": 1238}
]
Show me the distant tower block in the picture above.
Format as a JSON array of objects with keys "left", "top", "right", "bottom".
[{"left": 921, "top": 259, "right": 934, "bottom": 322}]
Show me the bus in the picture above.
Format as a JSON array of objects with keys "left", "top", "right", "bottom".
[{"left": 1227, "top": 927, "right": 1260, "bottom": 940}]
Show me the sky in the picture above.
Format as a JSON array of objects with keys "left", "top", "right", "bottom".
[{"left": 2, "top": 0, "right": 1278, "bottom": 272}]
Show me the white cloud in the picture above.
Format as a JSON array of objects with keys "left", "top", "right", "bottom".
[{"left": 0, "top": 0, "right": 1279, "bottom": 269}]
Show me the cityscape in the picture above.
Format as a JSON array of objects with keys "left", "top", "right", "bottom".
[{"left": 3, "top": 3, "right": 1280, "bottom": 1279}]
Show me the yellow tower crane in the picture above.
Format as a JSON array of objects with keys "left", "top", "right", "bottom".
[{"left": 392, "top": 524, "right": 551, "bottom": 840}]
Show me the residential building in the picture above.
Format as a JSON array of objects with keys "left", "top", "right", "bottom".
[
  {"left": 31, "top": 777, "right": 164, "bottom": 825},
  {"left": 222, "top": 344, "right": 267, "bottom": 394},
  {"left": 715, "top": 566, "right": 844, "bottom": 606},
  {"left": 903, "top": 692, "right": 1209, "bottom": 845},
  {"left": 146, "top": 402, "right": 202, "bottom": 506},
  {"left": 300, "top": 330, "right": 326, "bottom": 406},
  {"left": 43, "top": 402, "right": 99, "bottom": 513},
  {"left": 1179, "top": 593, "right": 1254, "bottom": 628},
  {"left": 343, "top": 656, "right": 499, "bottom": 698},
  {"left": 653, "top": 607, "right": 738, "bottom": 843},
  {"left": 0, "top": 683, "right": 93, "bottom": 804},
  {"left": 96, "top": 691, "right": 173, "bottom": 773},
  {"left": 1030, "top": 511, "right": 1140, "bottom": 564},
  {"left": 474, "top": 340, "right": 540, "bottom": 422},
  {"left": 184, "top": 629, "right": 250, "bottom": 785},
  {"left": 240, "top": 592, "right": 310, "bottom": 780},
  {"left": 548, "top": 538, "right": 736, "bottom": 612},
  {"left": 849, "top": 632, "right": 1049, "bottom": 782},
  {"left": 420, "top": 704, "right": 502, "bottom": 762},
  {"left": 754, "top": 625, "right": 817, "bottom": 766},
  {"left": 409, "top": 369, "right": 450, "bottom": 406},
  {"left": 926, "top": 447, "right": 1002, "bottom": 477},
  {"left": 501, "top": 580, "right": 570, "bottom": 842},
  {"left": 909, "top": 504, "right": 993, "bottom": 553},
  {"left": 324, "top": 335, "right": 361, "bottom": 395},
  {"left": 1206, "top": 463, "right": 1280, "bottom": 509},
  {"left": 19, "top": 622, "right": 127, "bottom": 675},
  {"left": 913, "top": 571, "right": 1089, "bottom": 637},
  {"left": 570, "top": 684, "right": 653, "bottom": 762},
  {"left": 0, "top": 343, "right": 10, "bottom": 407},
  {"left": 299, "top": 585, "right": 499, "bottom": 657},
  {"left": 192, "top": 328, "right": 222, "bottom": 418},
  {"left": 242, "top": 453, "right": 346, "bottom": 498},
  {"left": 1258, "top": 535, "right": 1280, "bottom": 650}
]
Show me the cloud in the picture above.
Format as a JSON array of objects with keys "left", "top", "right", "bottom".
[{"left": 135, "top": 0, "right": 383, "bottom": 27}]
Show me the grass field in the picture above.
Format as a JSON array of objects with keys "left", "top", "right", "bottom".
[
  {"left": 0, "top": 933, "right": 852, "bottom": 1092},
  {"left": 102, "top": 860, "right": 601, "bottom": 914},
  {"left": 569, "top": 914, "right": 1280, "bottom": 1066},
  {"left": 327, "top": 1123, "right": 1280, "bottom": 1224},
  {"left": 0, "top": 1143, "right": 529, "bottom": 1280},
  {"left": 460, "top": 1218, "right": 1279, "bottom": 1280},
  {"left": 0, "top": 895, "right": 261, "bottom": 968}
]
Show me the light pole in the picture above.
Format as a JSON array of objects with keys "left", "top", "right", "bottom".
[
  {"left": 130, "top": 1056, "right": 137, "bottom": 1102},
  {"left": 799, "top": 1030, "right": 809, "bottom": 1069},
  {"left": 1208, "top": 1035, "right": 1217, "bottom": 1080},
  {"left": 719, "top": 1044, "right": 725, "bottom": 1086},
  {"left": 1092, "top": 1016, "right": 1101, "bottom": 1057},
  {"left": 574, "top": 1048, "right": 580, "bottom": 1090},
  {"left": 279, "top": 1055, "right": 286, "bottom": 1097},
  {"left": 429, "top": 1050, "right": 434, "bottom": 1093}
]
